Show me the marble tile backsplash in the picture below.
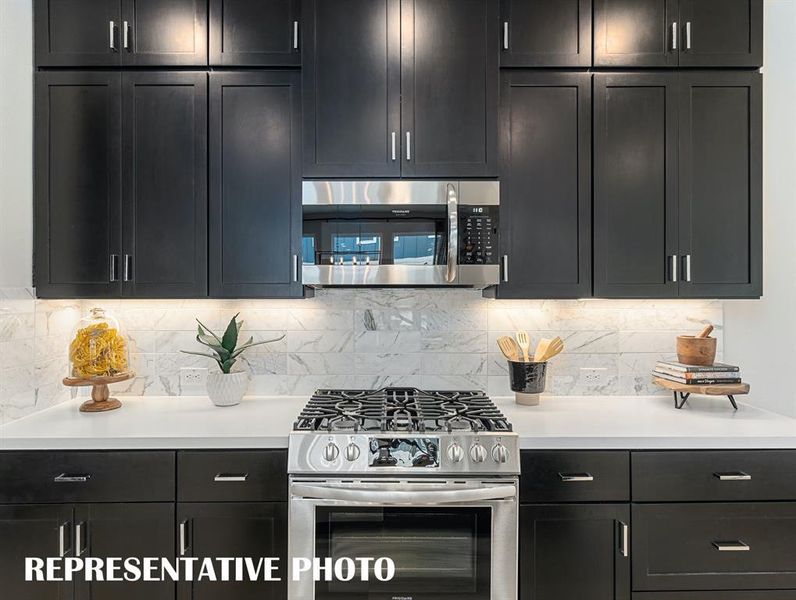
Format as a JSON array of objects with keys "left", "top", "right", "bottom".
[{"left": 0, "top": 288, "right": 723, "bottom": 423}]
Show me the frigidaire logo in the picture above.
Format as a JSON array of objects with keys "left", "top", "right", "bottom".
[
  {"left": 391, "top": 209, "right": 410, "bottom": 214},
  {"left": 392, "top": 596, "right": 413, "bottom": 600}
]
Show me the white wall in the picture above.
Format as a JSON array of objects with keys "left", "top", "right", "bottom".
[
  {"left": 0, "top": 0, "right": 33, "bottom": 287},
  {"left": 724, "top": 0, "right": 796, "bottom": 416}
]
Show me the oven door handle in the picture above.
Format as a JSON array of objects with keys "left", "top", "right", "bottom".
[
  {"left": 291, "top": 484, "right": 516, "bottom": 504},
  {"left": 446, "top": 183, "right": 458, "bottom": 283}
]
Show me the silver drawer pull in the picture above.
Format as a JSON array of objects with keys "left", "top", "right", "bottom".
[
  {"left": 58, "top": 522, "right": 71, "bottom": 557},
  {"left": 54, "top": 474, "right": 90, "bottom": 483},
  {"left": 559, "top": 473, "right": 594, "bottom": 482},
  {"left": 179, "top": 520, "right": 190, "bottom": 556},
  {"left": 714, "top": 472, "right": 752, "bottom": 481},
  {"left": 214, "top": 473, "right": 248, "bottom": 482},
  {"left": 713, "top": 540, "right": 750, "bottom": 552}
]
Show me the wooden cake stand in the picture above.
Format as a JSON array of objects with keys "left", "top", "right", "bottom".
[
  {"left": 653, "top": 377, "right": 750, "bottom": 410},
  {"left": 62, "top": 372, "right": 134, "bottom": 413}
]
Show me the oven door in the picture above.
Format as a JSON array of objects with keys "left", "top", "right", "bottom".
[{"left": 289, "top": 478, "right": 518, "bottom": 600}]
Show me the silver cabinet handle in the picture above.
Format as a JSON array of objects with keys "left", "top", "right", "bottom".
[
  {"left": 292, "top": 254, "right": 299, "bottom": 282},
  {"left": 685, "top": 21, "right": 691, "bottom": 50},
  {"left": 54, "top": 474, "right": 90, "bottom": 483},
  {"left": 179, "top": 520, "right": 190, "bottom": 556},
  {"left": 445, "top": 184, "right": 458, "bottom": 284},
  {"left": 293, "top": 20, "right": 299, "bottom": 50},
  {"left": 501, "top": 255, "right": 509, "bottom": 283},
  {"left": 214, "top": 473, "right": 248, "bottom": 482},
  {"left": 391, "top": 132, "right": 397, "bottom": 161},
  {"left": 559, "top": 473, "right": 594, "bottom": 482},
  {"left": 685, "top": 254, "right": 692, "bottom": 282},
  {"left": 110, "top": 21, "right": 117, "bottom": 51},
  {"left": 670, "top": 255, "right": 678, "bottom": 282},
  {"left": 59, "top": 522, "right": 71, "bottom": 557},
  {"left": 502, "top": 21, "right": 509, "bottom": 50},
  {"left": 405, "top": 131, "right": 411, "bottom": 161},
  {"left": 123, "top": 21, "right": 130, "bottom": 50},
  {"left": 713, "top": 541, "right": 750, "bottom": 552},
  {"left": 123, "top": 254, "right": 133, "bottom": 282},
  {"left": 76, "top": 522, "right": 88, "bottom": 557},
  {"left": 714, "top": 471, "right": 752, "bottom": 481},
  {"left": 619, "top": 521, "right": 630, "bottom": 558},
  {"left": 671, "top": 22, "right": 678, "bottom": 51},
  {"left": 110, "top": 254, "right": 120, "bottom": 282}
]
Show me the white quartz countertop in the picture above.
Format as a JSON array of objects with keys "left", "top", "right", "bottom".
[{"left": 2, "top": 394, "right": 796, "bottom": 450}]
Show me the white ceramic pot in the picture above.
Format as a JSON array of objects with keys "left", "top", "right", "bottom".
[{"left": 206, "top": 371, "right": 248, "bottom": 407}]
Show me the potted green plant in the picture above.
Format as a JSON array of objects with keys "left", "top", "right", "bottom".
[{"left": 181, "top": 313, "right": 284, "bottom": 407}]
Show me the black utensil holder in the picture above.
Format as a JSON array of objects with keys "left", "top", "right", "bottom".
[{"left": 508, "top": 360, "right": 548, "bottom": 394}]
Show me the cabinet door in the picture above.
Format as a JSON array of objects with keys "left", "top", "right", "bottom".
[
  {"left": 210, "top": 0, "right": 301, "bottom": 66},
  {"left": 302, "top": 0, "right": 401, "bottom": 177},
  {"left": 500, "top": 0, "right": 591, "bottom": 67},
  {"left": 74, "top": 503, "right": 175, "bottom": 600},
  {"left": 177, "top": 503, "right": 287, "bottom": 600},
  {"left": 401, "top": 0, "right": 498, "bottom": 177},
  {"left": 678, "top": 72, "right": 762, "bottom": 298},
  {"left": 209, "top": 72, "right": 303, "bottom": 298},
  {"left": 519, "top": 504, "right": 630, "bottom": 600},
  {"left": 594, "top": 0, "right": 678, "bottom": 67},
  {"left": 0, "top": 505, "right": 74, "bottom": 599},
  {"left": 120, "top": 0, "right": 208, "bottom": 65},
  {"left": 679, "top": 0, "right": 763, "bottom": 67},
  {"left": 34, "top": 0, "right": 122, "bottom": 66},
  {"left": 122, "top": 72, "right": 208, "bottom": 298},
  {"left": 497, "top": 72, "right": 591, "bottom": 299},
  {"left": 35, "top": 72, "right": 122, "bottom": 299},
  {"left": 593, "top": 73, "right": 679, "bottom": 298}
]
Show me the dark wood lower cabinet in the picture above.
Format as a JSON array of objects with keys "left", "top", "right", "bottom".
[
  {"left": 520, "top": 504, "right": 630, "bottom": 600},
  {"left": 177, "top": 502, "right": 287, "bottom": 600},
  {"left": 0, "top": 504, "right": 74, "bottom": 599},
  {"left": 634, "top": 593, "right": 796, "bottom": 600}
]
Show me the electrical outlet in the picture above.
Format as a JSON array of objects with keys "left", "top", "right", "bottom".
[
  {"left": 580, "top": 367, "right": 608, "bottom": 387},
  {"left": 180, "top": 367, "right": 207, "bottom": 394}
]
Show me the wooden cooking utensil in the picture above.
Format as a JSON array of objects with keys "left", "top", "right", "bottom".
[
  {"left": 533, "top": 338, "right": 551, "bottom": 362},
  {"left": 696, "top": 324, "right": 714, "bottom": 338},
  {"left": 540, "top": 336, "right": 564, "bottom": 361},
  {"left": 515, "top": 331, "right": 531, "bottom": 362},
  {"left": 497, "top": 336, "right": 522, "bottom": 362}
]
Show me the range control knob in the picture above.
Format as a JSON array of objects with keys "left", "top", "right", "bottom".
[
  {"left": 323, "top": 442, "right": 340, "bottom": 462},
  {"left": 492, "top": 443, "right": 509, "bottom": 464},
  {"left": 345, "top": 443, "right": 361, "bottom": 462},
  {"left": 447, "top": 442, "right": 465, "bottom": 463},
  {"left": 470, "top": 442, "right": 487, "bottom": 463}
]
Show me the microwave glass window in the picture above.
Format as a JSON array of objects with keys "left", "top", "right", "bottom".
[
  {"left": 302, "top": 235, "right": 316, "bottom": 265},
  {"left": 331, "top": 234, "right": 382, "bottom": 265},
  {"left": 393, "top": 234, "right": 443, "bottom": 265}
]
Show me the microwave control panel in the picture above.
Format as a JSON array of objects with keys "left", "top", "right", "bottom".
[{"left": 459, "top": 205, "right": 498, "bottom": 265}]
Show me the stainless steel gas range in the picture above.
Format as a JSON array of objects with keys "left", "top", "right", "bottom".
[{"left": 288, "top": 387, "right": 519, "bottom": 600}]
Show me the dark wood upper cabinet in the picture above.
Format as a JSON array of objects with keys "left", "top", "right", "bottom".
[
  {"left": 302, "top": 0, "right": 401, "bottom": 178},
  {"left": 594, "top": 0, "right": 679, "bottom": 67},
  {"left": 209, "top": 0, "right": 301, "bottom": 66},
  {"left": 121, "top": 72, "right": 208, "bottom": 298},
  {"left": 678, "top": 71, "right": 762, "bottom": 298},
  {"left": 520, "top": 504, "right": 630, "bottom": 600},
  {"left": 35, "top": 0, "right": 122, "bottom": 66},
  {"left": 496, "top": 72, "right": 591, "bottom": 299},
  {"left": 593, "top": 73, "right": 679, "bottom": 298},
  {"left": 401, "top": 0, "right": 498, "bottom": 178},
  {"left": 210, "top": 72, "right": 303, "bottom": 298},
  {"left": 74, "top": 503, "right": 176, "bottom": 600},
  {"left": 120, "top": 0, "right": 207, "bottom": 65},
  {"left": 35, "top": 72, "right": 123, "bottom": 299},
  {"left": 500, "top": 0, "right": 592, "bottom": 67},
  {"left": 678, "top": 0, "right": 763, "bottom": 67}
]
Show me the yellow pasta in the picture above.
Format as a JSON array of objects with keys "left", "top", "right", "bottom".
[{"left": 69, "top": 322, "right": 128, "bottom": 378}]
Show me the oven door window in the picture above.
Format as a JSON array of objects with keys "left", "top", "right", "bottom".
[
  {"left": 314, "top": 507, "right": 491, "bottom": 600},
  {"left": 302, "top": 205, "right": 447, "bottom": 266}
]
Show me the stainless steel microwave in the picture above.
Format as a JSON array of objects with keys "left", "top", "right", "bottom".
[{"left": 301, "top": 181, "right": 500, "bottom": 287}]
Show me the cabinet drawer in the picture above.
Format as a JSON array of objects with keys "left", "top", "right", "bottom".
[
  {"left": 633, "top": 451, "right": 796, "bottom": 502},
  {"left": 633, "top": 503, "right": 796, "bottom": 591},
  {"left": 0, "top": 451, "right": 175, "bottom": 503},
  {"left": 634, "top": 593, "right": 796, "bottom": 600},
  {"left": 178, "top": 450, "right": 287, "bottom": 502},
  {"left": 520, "top": 451, "right": 629, "bottom": 502}
]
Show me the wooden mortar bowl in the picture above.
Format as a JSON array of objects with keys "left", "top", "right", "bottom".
[{"left": 676, "top": 335, "right": 717, "bottom": 366}]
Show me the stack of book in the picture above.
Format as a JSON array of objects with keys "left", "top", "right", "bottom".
[{"left": 653, "top": 361, "right": 741, "bottom": 385}]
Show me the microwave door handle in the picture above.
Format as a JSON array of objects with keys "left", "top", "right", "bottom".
[
  {"left": 291, "top": 484, "right": 516, "bottom": 504},
  {"left": 446, "top": 184, "right": 458, "bottom": 283}
]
